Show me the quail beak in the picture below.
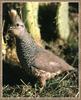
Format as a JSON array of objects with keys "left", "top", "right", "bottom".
[
  {"left": 7, "top": 26, "right": 15, "bottom": 36},
  {"left": 8, "top": 26, "right": 15, "bottom": 32},
  {"left": 9, "top": 26, "right": 15, "bottom": 30},
  {"left": 8, "top": 25, "right": 21, "bottom": 37}
]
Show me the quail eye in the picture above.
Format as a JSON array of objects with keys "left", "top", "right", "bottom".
[
  {"left": 15, "top": 23, "right": 24, "bottom": 27},
  {"left": 16, "top": 23, "right": 19, "bottom": 27}
]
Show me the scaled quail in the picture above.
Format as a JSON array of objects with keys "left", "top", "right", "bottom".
[{"left": 9, "top": 9, "right": 75, "bottom": 87}]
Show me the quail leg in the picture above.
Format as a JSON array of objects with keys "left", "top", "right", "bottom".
[{"left": 38, "top": 75, "right": 47, "bottom": 92}]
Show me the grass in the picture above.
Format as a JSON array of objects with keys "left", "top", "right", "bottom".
[{"left": 3, "top": 70, "right": 79, "bottom": 97}]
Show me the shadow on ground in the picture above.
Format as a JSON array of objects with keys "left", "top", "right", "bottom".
[{"left": 3, "top": 61, "right": 38, "bottom": 86}]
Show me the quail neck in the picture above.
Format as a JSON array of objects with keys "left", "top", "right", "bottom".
[{"left": 15, "top": 27, "right": 41, "bottom": 65}]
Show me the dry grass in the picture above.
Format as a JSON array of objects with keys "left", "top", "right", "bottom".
[{"left": 3, "top": 71, "right": 79, "bottom": 97}]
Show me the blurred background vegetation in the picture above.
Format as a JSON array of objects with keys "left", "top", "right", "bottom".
[{"left": 2, "top": 2, "right": 79, "bottom": 97}]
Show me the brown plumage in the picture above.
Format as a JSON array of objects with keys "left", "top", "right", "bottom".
[{"left": 9, "top": 9, "right": 75, "bottom": 87}]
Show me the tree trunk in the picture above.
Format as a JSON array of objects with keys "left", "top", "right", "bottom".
[
  {"left": 22, "top": 2, "right": 42, "bottom": 46},
  {"left": 57, "top": 2, "right": 70, "bottom": 42}
]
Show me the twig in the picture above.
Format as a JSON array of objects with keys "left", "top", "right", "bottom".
[
  {"left": 2, "top": 20, "right": 5, "bottom": 33},
  {"left": 75, "top": 91, "right": 79, "bottom": 97},
  {"left": 3, "top": 85, "right": 8, "bottom": 90},
  {"left": 71, "top": 53, "right": 78, "bottom": 66},
  {"left": 20, "top": 79, "right": 28, "bottom": 88},
  {"left": 34, "top": 84, "right": 37, "bottom": 98},
  {"left": 58, "top": 72, "right": 70, "bottom": 84}
]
